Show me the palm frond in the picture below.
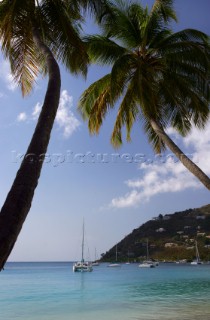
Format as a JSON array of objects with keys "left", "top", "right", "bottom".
[
  {"left": 98, "top": 0, "right": 147, "bottom": 49},
  {"left": 0, "top": 0, "right": 39, "bottom": 95},
  {"left": 110, "top": 53, "right": 137, "bottom": 99},
  {"left": 78, "top": 74, "right": 113, "bottom": 134},
  {"left": 160, "top": 68, "right": 209, "bottom": 133},
  {"left": 143, "top": 118, "right": 166, "bottom": 153},
  {"left": 111, "top": 82, "right": 139, "bottom": 147},
  {"left": 151, "top": 0, "right": 177, "bottom": 23},
  {"left": 39, "top": 0, "right": 89, "bottom": 76},
  {"left": 10, "top": 35, "right": 40, "bottom": 96},
  {"left": 84, "top": 35, "right": 127, "bottom": 65},
  {"left": 161, "top": 28, "right": 209, "bottom": 44},
  {"left": 143, "top": 0, "right": 176, "bottom": 49},
  {"left": 69, "top": 0, "right": 111, "bottom": 22}
]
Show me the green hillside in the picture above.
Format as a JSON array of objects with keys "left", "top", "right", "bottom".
[{"left": 101, "top": 204, "right": 210, "bottom": 262}]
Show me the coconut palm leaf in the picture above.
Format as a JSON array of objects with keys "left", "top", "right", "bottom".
[
  {"left": 38, "top": 0, "right": 89, "bottom": 76},
  {"left": 84, "top": 35, "right": 126, "bottom": 64},
  {"left": 143, "top": 118, "right": 166, "bottom": 153},
  {"left": 99, "top": 0, "right": 148, "bottom": 48},
  {"left": 0, "top": 0, "right": 39, "bottom": 95},
  {"left": 111, "top": 82, "right": 139, "bottom": 147},
  {"left": 79, "top": 74, "right": 113, "bottom": 134},
  {"left": 150, "top": 0, "right": 177, "bottom": 23}
]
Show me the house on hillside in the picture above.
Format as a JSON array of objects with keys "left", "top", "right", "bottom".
[
  {"left": 197, "top": 232, "right": 206, "bottom": 237},
  {"left": 165, "top": 243, "right": 178, "bottom": 248},
  {"left": 177, "top": 231, "right": 184, "bottom": 235},
  {"left": 156, "top": 228, "right": 165, "bottom": 233},
  {"left": 196, "top": 215, "right": 206, "bottom": 220}
]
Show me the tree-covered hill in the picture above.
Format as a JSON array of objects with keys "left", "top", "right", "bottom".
[{"left": 101, "top": 204, "right": 210, "bottom": 262}]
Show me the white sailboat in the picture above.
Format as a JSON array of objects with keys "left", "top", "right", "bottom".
[
  {"left": 108, "top": 245, "right": 121, "bottom": 267},
  {"left": 73, "top": 220, "right": 93, "bottom": 272},
  {"left": 139, "top": 239, "right": 156, "bottom": 268},
  {"left": 191, "top": 240, "right": 202, "bottom": 265}
]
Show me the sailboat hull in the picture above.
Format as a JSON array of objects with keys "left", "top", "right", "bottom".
[
  {"left": 191, "top": 261, "right": 202, "bottom": 265},
  {"left": 73, "top": 262, "right": 93, "bottom": 272},
  {"left": 107, "top": 263, "right": 121, "bottom": 267},
  {"left": 139, "top": 262, "right": 155, "bottom": 268}
]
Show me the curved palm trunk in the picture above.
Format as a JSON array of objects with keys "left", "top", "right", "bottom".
[
  {"left": 150, "top": 119, "right": 210, "bottom": 190},
  {"left": 0, "top": 29, "right": 61, "bottom": 270}
]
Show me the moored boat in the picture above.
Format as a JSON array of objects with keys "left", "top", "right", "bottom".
[
  {"left": 139, "top": 239, "right": 156, "bottom": 268},
  {"left": 108, "top": 245, "right": 121, "bottom": 267},
  {"left": 191, "top": 240, "right": 202, "bottom": 265},
  {"left": 139, "top": 261, "right": 155, "bottom": 268},
  {"left": 73, "top": 261, "right": 93, "bottom": 272},
  {"left": 73, "top": 219, "right": 93, "bottom": 272}
]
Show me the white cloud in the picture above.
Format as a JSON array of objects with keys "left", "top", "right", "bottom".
[
  {"left": 16, "top": 90, "right": 80, "bottom": 138},
  {"left": 17, "top": 112, "right": 27, "bottom": 122},
  {"left": 110, "top": 121, "right": 210, "bottom": 208},
  {"left": 55, "top": 90, "right": 80, "bottom": 138},
  {"left": 183, "top": 122, "right": 210, "bottom": 174},
  {"left": 111, "top": 190, "right": 142, "bottom": 208},
  {"left": 32, "top": 102, "right": 42, "bottom": 120}
]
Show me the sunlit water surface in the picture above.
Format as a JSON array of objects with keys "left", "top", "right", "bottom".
[{"left": 1, "top": 262, "right": 210, "bottom": 320}]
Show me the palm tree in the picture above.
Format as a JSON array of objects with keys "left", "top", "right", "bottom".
[
  {"left": 0, "top": 0, "right": 109, "bottom": 271},
  {"left": 79, "top": 0, "right": 210, "bottom": 191}
]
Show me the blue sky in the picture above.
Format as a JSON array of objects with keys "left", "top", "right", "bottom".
[{"left": 0, "top": 0, "right": 210, "bottom": 262}]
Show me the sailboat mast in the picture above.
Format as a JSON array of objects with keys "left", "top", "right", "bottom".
[
  {"left": 82, "top": 219, "right": 84, "bottom": 262},
  {"left": 195, "top": 241, "right": 200, "bottom": 262}
]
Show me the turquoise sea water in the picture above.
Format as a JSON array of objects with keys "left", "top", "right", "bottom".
[{"left": 1, "top": 262, "right": 210, "bottom": 320}]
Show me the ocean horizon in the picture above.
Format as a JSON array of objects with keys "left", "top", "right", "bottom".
[{"left": 1, "top": 261, "right": 210, "bottom": 320}]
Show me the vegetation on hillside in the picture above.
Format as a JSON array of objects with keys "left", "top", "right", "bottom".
[{"left": 101, "top": 204, "right": 210, "bottom": 262}]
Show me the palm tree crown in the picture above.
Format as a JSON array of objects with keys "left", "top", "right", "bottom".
[
  {"left": 0, "top": 0, "right": 91, "bottom": 95},
  {"left": 79, "top": 0, "right": 210, "bottom": 189},
  {"left": 79, "top": 0, "right": 209, "bottom": 150}
]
